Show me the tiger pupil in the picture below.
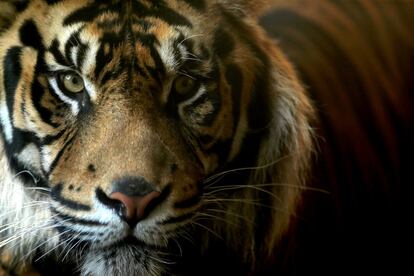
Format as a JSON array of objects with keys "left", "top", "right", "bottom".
[{"left": 62, "top": 73, "right": 84, "bottom": 93}]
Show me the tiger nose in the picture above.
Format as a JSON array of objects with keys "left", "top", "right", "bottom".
[{"left": 109, "top": 176, "right": 161, "bottom": 225}]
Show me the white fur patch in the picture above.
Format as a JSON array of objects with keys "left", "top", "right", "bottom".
[
  {"left": 0, "top": 140, "right": 57, "bottom": 261},
  {"left": 177, "top": 85, "right": 207, "bottom": 118},
  {"left": 15, "top": 143, "right": 42, "bottom": 175},
  {"left": 0, "top": 102, "right": 13, "bottom": 142},
  {"left": 40, "top": 145, "right": 54, "bottom": 172},
  {"left": 82, "top": 247, "right": 166, "bottom": 276},
  {"left": 158, "top": 38, "right": 181, "bottom": 73}
]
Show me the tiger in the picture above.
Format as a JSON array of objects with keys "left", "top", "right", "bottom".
[
  {"left": 0, "top": 0, "right": 313, "bottom": 275},
  {"left": 0, "top": 0, "right": 412, "bottom": 275}
]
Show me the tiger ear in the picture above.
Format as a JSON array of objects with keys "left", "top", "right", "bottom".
[
  {"left": 0, "top": 0, "right": 27, "bottom": 32},
  {"left": 217, "top": 0, "right": 270, "bottom": 17}
]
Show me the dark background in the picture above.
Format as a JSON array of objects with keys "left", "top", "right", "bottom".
[{"left": 260, "top": 2, "right": 413, "bottom": 275}]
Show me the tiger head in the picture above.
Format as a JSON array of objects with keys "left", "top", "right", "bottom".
[{"left": 0, "top": 0, "right": 313, "bottom": 275}]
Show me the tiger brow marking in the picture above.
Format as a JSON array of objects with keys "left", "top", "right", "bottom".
[{"left": 64, "top": 0, "right": 192, "bottom": 27}]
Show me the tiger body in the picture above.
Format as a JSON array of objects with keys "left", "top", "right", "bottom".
[{"left": 0, "top": 0, "right": 412, "bottom": 275}]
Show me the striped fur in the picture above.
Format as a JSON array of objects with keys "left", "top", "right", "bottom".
[
  {"left": 0, "top": 1, "right": 313, "bottom": 275},
  {"left": 1, "top": 0, "right": 411, "bottom": 275}
]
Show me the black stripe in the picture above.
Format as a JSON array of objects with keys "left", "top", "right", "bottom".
[
  {"left": 94, "top": 43, "right": 113, "bottom": 80},
  {"left": 2, "top": 129, "right": 49, "bottom": 188},
  {"left": 51, "top": 208, "right": 105, "bottom": 226},
  {"left": 19, "top": 20, "right": 45, "bottom": 51},
  {"left": 76, "top": 42, "right": 89, "bottom": 70},
  {"left": 47, "top": 132, "right": 76, "bottom": 177},
  {"left": 213, "top": 28, "right": 234, "bottom": 59},
  {"left": 14, "top": 0, "right": 29, "bottom": 12},
  {"left": 145, "top": 46, "right": 166, "bottom": 84},
  {"left": 179, "top": 0, "right": 206, "bottom": 11},
  {"left": 95, "top": 187, "right": 122, "bottom": 211},
  {"left": 220, "top": 8, "right": 272, "bottom": 132},
  {"left": 131, "top": 1, "right": 192, "bottom": 27},
  {"left": 51, "top": 183, "right": 91, "bottom": 211},
  {"left": 41, "top": 129, "right": 67, "bottom": 146},
  {"left": 174, "top": 194, "right": 201, "bottom": 209},
  {"left": 45, "top": 0, "right": 63, "bottom": 5},
  {"left": 132, "top": 18, "right": 153, "bottom": 32},
  {"left": 145, "top": 184, "right": 171, "bottom": 215},
  {"left": 225, "top": 63, "right": 242, "bottom": 132},
  {"left": 0, "top": 48, "right": 46, "bottom": 186},
  {"left": 64, "top": 31, "right": 82, "bottom": 67},
  {"left": 64, "top": 1, "right": 191, "bottom": 27},
  {"left": 63, "top": 4, "right": 107, "bottom": 26},
  {"left": 202, "top": 8, "right": 272, "bottom": 170},
  {"left": 3, "top": 46, "right": 22, "bottom": 130},
  {"left": 134, "top": 32, "right": 159, "bottom": 47},
  {"left": 54, "top": 225, "right": 102, "bottom": 241},
  {"left": 48, "top": 39, "right": 68, "bottom": 65},
  {"left": 31, "top": 78, "right": 59, "bottom": 127}
]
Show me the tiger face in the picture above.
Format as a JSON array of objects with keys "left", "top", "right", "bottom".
[{"left": 0, "top": 0, "right": 313, "bottom": 275}]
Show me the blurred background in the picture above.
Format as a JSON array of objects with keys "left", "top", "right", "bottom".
[{"left": 259, "top": 1, "right": 413, "bottom": 274}]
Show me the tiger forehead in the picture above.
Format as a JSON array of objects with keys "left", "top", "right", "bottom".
[
  {"left": 55, "top": 1, "right": 211, "bottom": 79},
  {"left": 63, "top": 0, "right": 195, "bottom": 41}
]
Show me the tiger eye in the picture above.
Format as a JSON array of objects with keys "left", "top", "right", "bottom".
[
  {"left": 61, "top": 72, "right": 85, "bottom": 93},
  {"left": 173, "top": 76, "right": 197, "bottom": 96}
]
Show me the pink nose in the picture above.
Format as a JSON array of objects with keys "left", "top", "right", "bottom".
[{"left": 109, "top": 191, "right": 161, "bottom": 221}]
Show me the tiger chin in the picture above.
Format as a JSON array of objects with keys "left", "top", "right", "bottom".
[{"left": 0, "top": 0, "right": 313, "bottom": 275}]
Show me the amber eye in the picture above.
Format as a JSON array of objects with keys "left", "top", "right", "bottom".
[
  {"left": 173, "top": 75, "right": 197, "bottom": 96},
  {"left": 59, "top": 72, "right": 85, "bottom": 93}
]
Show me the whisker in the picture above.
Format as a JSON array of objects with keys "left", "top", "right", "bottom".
[
  {"left": 75, "top": 241, "right": 89, "bottom": 264},
  {"left": 202, "top": 198, "right": 291, "bottom": 215},
  {"left": 13, "top": 170, "right": 40, "bottom": 184},
  {"left": 203, "top": 208, "right": 256, "bottom": 225},
  {"left": 0, "top": 217, "right": 34, "bottom": 234},
  {"left": 19, "top": 229, "right": 72, "bottom": 263},
  {"left": 0, "top": 216, "right": 69, "bottom": 249},
  {"left": 24, "top": 187, "right": 51, "bottom": 192},
  {"left": 158, "top": 233, "right": 169, "bottom": 248},
  {"left": 177, "top": 34, "right": 204, "bottom": 47},
  {"left": 190, "top": 221, "right": 222, "bottom": 240},
  {"left": 181, "top": 57, "right": 203, "bottom": 63},
  {"left": 195, "top": 212, "right": 238, "bottom": 227},
  {"left": 147, "top": 254, "right": 176, "bottom": 265},
  {"left": 34, "top": 235, "right": 71, "bottom": 262},
  {"left": 60, "top": 231, "right": 83, "bottom": 262},
  {"left": 185, "top": 52, "right": 202, "bottom": 60},
  {"left": 205, "top": 183, "right": 330, "bottom": 194},
  {"left": 204, "top": 185, "right": 283, "bottom": 202},
  {"left": 201, "top": 174, "right": 226, "bottom": 190},
  {"left": 178, "top": 70, "right": 195, "bottom": 80},
  {"left": 176, "top": 229, "right": 195, "bottom": 246},
  {"left": 0, "top": 221, "right": 53, "bottom": 248},
  {"left": 203, "top": 156, "right": 290, "bottom": 185},
  {"left": 0, "top": 202, "right": 50, "bottom": 220},
  {"left": 170, "top": 237, "right": 183, "bottom": 257}
]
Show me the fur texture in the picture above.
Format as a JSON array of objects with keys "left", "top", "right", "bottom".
[{"left": 0, "top": 1, "right": 313, "bottom": 275}]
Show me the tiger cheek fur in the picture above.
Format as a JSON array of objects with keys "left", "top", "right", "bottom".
[{"left": 1, "top": 1, "right": 314, "bottom": 275}]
